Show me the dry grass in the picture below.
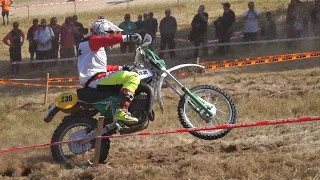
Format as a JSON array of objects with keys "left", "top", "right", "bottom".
[{"left": 1, "top": 58, "right": 320, "bottom": 179}]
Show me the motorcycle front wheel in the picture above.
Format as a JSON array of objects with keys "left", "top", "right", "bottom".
[{"left": 178, "top": 85, "right": 237, "bottom": 140}]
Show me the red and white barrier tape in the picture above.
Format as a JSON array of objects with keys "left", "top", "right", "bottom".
[
  {"left": 11, "top": 0, "right": 94, "bottom": 11},
  {"left": 0, "top": 115, "right": 320, "bottom": 153},
  {"left": 10, "top": 35, "right": 320, "bottom": 65},
  {"left": 172, "top": 31, "right": 243, "bottom": 43},
  {"left": 0, "top": 78, "right": 45, "bottom": 81}
]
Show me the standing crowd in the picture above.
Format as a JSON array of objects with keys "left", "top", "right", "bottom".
[{"left": 2, "top": 0, "right": 320, "bottom": 74}]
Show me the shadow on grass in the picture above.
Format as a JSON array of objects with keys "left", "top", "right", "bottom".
[{"left": 107, "top": 0, "right": 134, "bottom": 6}]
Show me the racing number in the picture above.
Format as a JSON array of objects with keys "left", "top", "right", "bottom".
[{"left": 61, "top": 95, "right": 73, "bottom": 103}]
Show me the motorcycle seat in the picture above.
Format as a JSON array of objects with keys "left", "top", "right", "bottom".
[{"left": 76, "top": 88, "right": 117, "bottom": 103}]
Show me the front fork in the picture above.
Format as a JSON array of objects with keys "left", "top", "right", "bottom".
[{"left": 163, "top": 70, "right": 214, "bottom": 117}]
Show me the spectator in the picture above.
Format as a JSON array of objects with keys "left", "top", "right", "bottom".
[
  {"left": 311, "top": 1, "right": 320, "bottom": 35},
  {"left": 98, "top": 15, "right": 104, "bottom": 19},
  {"left": 188, "top": 5, "right": 208, "bottom": 58},
  {"left": 27, "top": 18, "right": 39, "bottom": 61},
  {"left": 214, "top": 2, "right": 235, "bottom": 55},
  {"left": 286, "top": 0, "right": 298, "bottom": 40},
  {"left": 135, "top": 14, "right": 144, "bottom": 32},
  {"left": 49, "top": 17, "right": 61, "bottom": 59},
  {"left": 73, "top": 15, "right": 85, "bottom": 56},
  {"left": 60, "top": 16, "right": 79, "bottom": 58},
  {"left": 145, "top": 11, "right": 158, "bottom": 49},
  {"left": 286, "top": 0, "right": 303, "bottom": 48},
  {"left": 2, "top": 21, "right": 25, "bottom": 74},
  {"left": 119, "top": 13, "right": 137, "bottom": 53},
  {"left": 141, "top": 12, "right": 148, "bottom": 31},
  {"left": 1, "top": 0, "right": 13, "bottom": 26},
  {"left": 34, "top": 19, "right": 55, "bottom": 60},
  {"left": 261, "top": 12, "right": 277, "bottom": 40},
  {"left": 143, "top": 12, "right": 148, "bottom": 21},
  {"left": 243, "top": 1, "right": 260, "bottom": 42},
  {"left": 159, "top": 9, "right": 177, "bottom": 59}
]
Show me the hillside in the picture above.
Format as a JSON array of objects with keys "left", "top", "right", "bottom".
[{"left": 1, "top": 58, "right": 320, "bottom": 179}]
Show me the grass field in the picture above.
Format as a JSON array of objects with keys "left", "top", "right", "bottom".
[
  {"left": 1, "top": 0, "right": 320, "bottom": 179},
  {"left": 1, "top": 58, "right": 320, "bottom": 179}
]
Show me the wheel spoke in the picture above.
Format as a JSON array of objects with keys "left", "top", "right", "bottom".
[
  {"left": 217, "top": 109, "right": 227, "bottom": 115},
  {"left": 215, "top": 115, "right": 222, "bottom": 124},
  {"left": 214, "top": 96, "right": 219, "bottom": 104},
  {"left": 214, "top": 101, "right": 225, "bottom": 105}
]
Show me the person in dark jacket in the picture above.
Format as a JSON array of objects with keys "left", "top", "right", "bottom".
[
  {"left": 27, "top": 18, "right": 39, "bottom": 61},
  {"left": 135, "top": 14, "right": 144, "bottom": 32},
  {"left": 49, "top": 17, "right": 61, "bottom": 59},
  {"left": 261, "top": 12, "right": 277, "bottom": 40},
  {"left": 159, "top": 9, "right": 177, "bottom": 59},
  {"left": 73, "top": 15, "right": 85, "bottom": 56},
  {"left": 3, "top": 22, "right": 25, "bottom": 74},
  {"left": 145, "top": 11, "right": 158, "bottom": 49},
  {"left": 188, "top": 5, "right": 208, "bottom": 58},
  {"left": 214, "top": 2, "right": 235, "bottom": 55},
  {"left": 311, "top": 1, "right": 320, "bottom": 35}
]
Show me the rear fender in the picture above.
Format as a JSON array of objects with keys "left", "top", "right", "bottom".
[
  {"left": 44, "top": 102, "right": 96, "bottom": 123},
  {"left": 44, "top": 103, "right": 61, "bottom": 123}
]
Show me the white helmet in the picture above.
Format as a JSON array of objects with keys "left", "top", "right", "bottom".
[{"left": 90, "top": 19, "right": 123, "bottom": 36}]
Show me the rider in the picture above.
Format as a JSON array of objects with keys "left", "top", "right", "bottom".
[{"left": 77, "top": 18, "right": 142, "bottom": 125}]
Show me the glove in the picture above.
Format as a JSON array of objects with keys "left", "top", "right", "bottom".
[
  {"left": 125, "top": 33, "right": 142, "bottom": 45},
  {"left": 121, "top": 65, "right": 133, "bottom": 71}
]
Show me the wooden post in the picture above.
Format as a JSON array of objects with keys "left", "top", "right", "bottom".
[
  {"left": 44, "top": 73, "right": 49, "bottom": 105},
  {"left": 193, "top": 57, "right": 200, "bottom": 83},
  {"left": 127, "top": 0, "right": 129, "bottom": 10},
  {"left": 74, "top": 0, "right": 77, "bottom": 14},
  {"left": 92, "top": 116, "right": 105, "bottom": 167},
  {"left": 27, "top": 5, "right": 30, "bottom": 20}
]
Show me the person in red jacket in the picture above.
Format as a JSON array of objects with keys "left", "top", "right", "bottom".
[{"left": 77, "top": 18, "right": 142, "bottom": 125}]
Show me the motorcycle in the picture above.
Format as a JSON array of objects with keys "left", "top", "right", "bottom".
[{"left": 44, "top": 36, "right": 237, "bottom": 167}]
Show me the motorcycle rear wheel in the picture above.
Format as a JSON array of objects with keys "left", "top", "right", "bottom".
[
  {"left": 178, "top": 85, "right": 237, "bottom": 140},
  {"left": 51, "top": 115, "right": 110, "bottom": 167}
]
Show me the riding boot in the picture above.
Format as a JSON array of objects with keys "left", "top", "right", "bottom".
[{"left": 113, "top": 88, "right": 138, "bottom": 125}]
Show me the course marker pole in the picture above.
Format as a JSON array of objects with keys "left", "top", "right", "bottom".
[
  {"left": 194, "top": 57, "right": 200, "bottom": 83},
  {"left": 27, "top": 5, "right": 30, "bottom": 20},
  {"left": 93, "top": 116, "right": 104, "bottom": 167},
  {"left": 74, "top": 0, "right": 77, "bottom": 14},
  {"left": 44, "top": 73, "right": 49, "bottom": 105}
]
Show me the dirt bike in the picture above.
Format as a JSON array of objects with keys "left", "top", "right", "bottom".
[{"left": 44, "top": 37, "right": 237, "bottom": 167}]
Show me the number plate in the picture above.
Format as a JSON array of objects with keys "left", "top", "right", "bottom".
[
  {"left": 55, "top": 92, "right": 78, "bottom": 109},
  {"left": 136, "top": 69, "right": 153, "bottom": 79}
]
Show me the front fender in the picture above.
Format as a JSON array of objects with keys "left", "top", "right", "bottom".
[{"left": 156, "top": 64, "right": 205, "bottom": 113}]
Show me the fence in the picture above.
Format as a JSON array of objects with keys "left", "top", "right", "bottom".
[
  {"left": 10, "top": 35, "right": 320, "bottom": 65},
  {"left": 3, "top": 49, "right": 320, "bottom": 106}
]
